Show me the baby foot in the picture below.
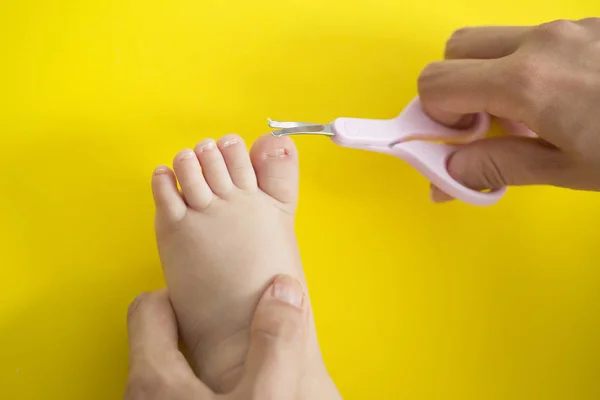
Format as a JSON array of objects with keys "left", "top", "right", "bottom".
[{"left": 151, "top": 133, "right": 341, "bottom": 398}]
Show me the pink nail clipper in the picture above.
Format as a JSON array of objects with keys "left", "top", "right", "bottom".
[{"left": 268, "top": 95, "right": 505, "bottom": 206}]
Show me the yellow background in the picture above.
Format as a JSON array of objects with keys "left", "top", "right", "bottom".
[{"left": 1, "top": 0, "right": 599, "bottom": 399}]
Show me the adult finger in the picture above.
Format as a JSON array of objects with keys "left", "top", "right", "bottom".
[
  {"left": 421, "top": 25, "right": 529, "bottom": 127},
  {"left": 127, "top": 290, "right": 179, "bottom": 356},
  {"left": 445, "top": 26, "right": 530, "bottom": 59},
  {"left": 417, "top": 58, "right": 529, "bottom": 127},
  {"left": 430, "top": 137, "right": 571, "bottom": 203},
  {"left": 236, "top": 275, "right": 308, "bottom": 400},
  {"left": 125, "top": 290, "right": 212, "bottom": 399},
  {"left": 430, "top": 119, "right": 539, "bottom": 203}
]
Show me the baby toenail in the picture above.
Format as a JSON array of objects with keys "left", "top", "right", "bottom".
[
  {"left": 179, "top": 150, "right": 196, "bottom": 160},
  {"left": 222, "top": 138, "right": 239, "bottom": 148},
  {"left": 197, "top": 140, "right": 216, "bottom": 152},
  {"left": 154, "top": 166, "right": 170, "bottom": 175},
  {"left": 265, "top": 148, "right": 290, "bottom": 158}
]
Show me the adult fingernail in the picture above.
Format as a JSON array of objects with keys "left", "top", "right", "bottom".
[{"left": 271, "top": 276, "right": 304, "bottom": 309}]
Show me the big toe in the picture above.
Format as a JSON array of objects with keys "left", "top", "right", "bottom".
[{"left": 250, "top": 134, "right": 299, "bottom": 207}]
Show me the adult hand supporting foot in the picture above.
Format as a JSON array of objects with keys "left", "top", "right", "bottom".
[
  {"left": 123, "top": 275, "right": 308, "bottom": 400},
  {"left": 417, "top": 18, "right": 600, "bottom": 202}
]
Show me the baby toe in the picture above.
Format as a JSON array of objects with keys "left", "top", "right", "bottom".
[
  {"left": 151, "top": 165, "right": 187, "bottom": 221},
  {"left": 195, "top": 139, "right": 235, "bottom": 197},
  {"left": 172, "top": 149, "right": 213, "bottom": 210},
  {"left": 217, "top": 134, "right": 257, "bottom": 190}
]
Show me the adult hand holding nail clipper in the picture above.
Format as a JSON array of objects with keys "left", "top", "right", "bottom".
[{"left": 418, "top": 18, "right": 600, "bottom": 202}]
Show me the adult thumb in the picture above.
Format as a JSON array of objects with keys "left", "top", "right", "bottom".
[
  {"left": 235, "top": 275, "right": 308, "bottom": 400},
  {"left": 431, "top": 136, "right": 569, "bottom": 203}
]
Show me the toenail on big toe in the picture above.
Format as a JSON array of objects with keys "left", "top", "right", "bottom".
[
  {"left": 264, "top": 148, "right": 290, "bottom": 159},
  {"left": 250, "top": 134, "right": 299, "bottom": 205}
]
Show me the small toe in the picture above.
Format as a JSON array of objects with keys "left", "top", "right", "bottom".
[
  {"left": 194, "top": 139, "right": 234, "bottom": 197},
  {"left": 172, "top": 149, "right": 213, "bottom": 210},
  {"left": 217, "top": 134, "right": 257, "bottom": 190},
  {"left": 249, "top": 134, "right": 299, "bottom": 206},
  {"left": 151, "top": 166, "right": 187, "bottom": 221}
]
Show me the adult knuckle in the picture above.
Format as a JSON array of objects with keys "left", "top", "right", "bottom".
[
  {"left": 253, "top": 312, "right": 304, "bottom": 345},
  {"left": 510, "top": 56, "right": 540, "bottom": 87},
  {"left": 532, "top": 19, "right": 581, "bottom": 42},
  {"left": 503, "top": 55, "right": 546, "bottom": 113}
]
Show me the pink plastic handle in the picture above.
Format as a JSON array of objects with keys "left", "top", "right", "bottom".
[
  {"left": 390, "top": 141, "right": 507, "bottom": 206},
  {"left": 330, "top": 96, "right": 505, "bottom": 206},
  {"left": 331, "top": 97, "right": 489, "bottom": 148}
]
